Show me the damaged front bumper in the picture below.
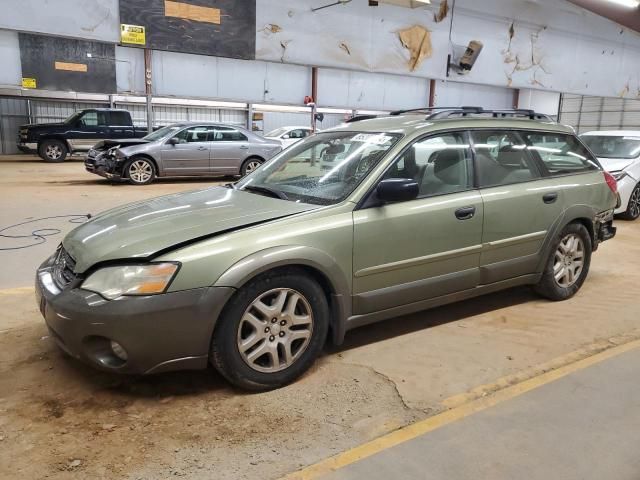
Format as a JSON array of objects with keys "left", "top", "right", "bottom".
[{"left": 85, "top": 151, "right": 125, "bottom": 180}]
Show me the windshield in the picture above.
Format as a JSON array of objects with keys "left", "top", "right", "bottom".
[
  {"left": 64, "top": 112, "right": 83, "bottom": 124},
  {"left": 582, "top": 135, "right": 640, "bottom": 159},
  {"left": 265, "top": 127, "right": 288, "bottom": 138},
  {"left": 143, "top": 125, "right": 183, "bottom": 142},
  {"left": 235, "top": 131, "right": 402, "bottom": 206}
]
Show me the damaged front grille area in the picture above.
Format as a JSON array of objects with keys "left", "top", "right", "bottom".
[{"left": 52, "top": 247, "right": 77, "bottom": 288}]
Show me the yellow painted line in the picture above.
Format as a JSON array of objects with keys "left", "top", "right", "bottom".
[
  {"left": 0, "top": 286, "right": 33, "bottom": 295},
  {"left": 281, "top": 337, "right": 640, "bottom": 480}
]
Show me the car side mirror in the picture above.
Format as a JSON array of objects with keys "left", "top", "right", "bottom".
[
  {"left": 168, "top": 137, "right": 179, "bottom": 145},
  {"left": 282, "top": 134, "right": 290, "bottom": 139},
  {"left": 376, "top": 178, "right": 419, "bottom": 204}
]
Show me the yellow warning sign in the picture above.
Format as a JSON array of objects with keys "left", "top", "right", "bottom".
[
  {"left": 22, "top": 77, "right": 37, "bottom": 89},
  {"left": 120, "top": 24, "right": 146, "bottom": 46}
]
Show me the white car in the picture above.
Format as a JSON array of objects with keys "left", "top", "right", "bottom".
[
  {"left": 582, "top": 131, "right": 640, "bottom": 220},
  {"left": 264, "top": 126, "right": 313, "bottom": 149}
]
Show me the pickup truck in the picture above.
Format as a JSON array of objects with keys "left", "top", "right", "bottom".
[{"left": 18, "top": 108, "right": 148, "bottom": 162}]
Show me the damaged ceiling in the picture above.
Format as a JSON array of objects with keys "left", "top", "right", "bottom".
[{"left": 566, "top": 0, "right": 640, "bottom": 33}]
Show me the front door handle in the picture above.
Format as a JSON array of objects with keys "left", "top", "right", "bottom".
[
  {"left": 197, "top": 146, "right": 207, "bottom": 151},
  {"left": 455, "top": 206, "right": 476, "bottom": 220},
  {"left": 543, "top": 192, "right": 558, "bottom": 204}
]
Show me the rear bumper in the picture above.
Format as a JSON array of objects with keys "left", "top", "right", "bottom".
[
  {"left": 36, "top": 258, "right": 236, "bottom": 374},
  {"left": 594, "top": 209, "right": 616, "bottom": 249}
]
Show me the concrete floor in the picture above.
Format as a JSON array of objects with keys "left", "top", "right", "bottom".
[
  {"left": 1, "top": 155, "right": 640, "bottom": 479},
  {"left": 321, "top": 344, "right": 640, "bottom": 480}
]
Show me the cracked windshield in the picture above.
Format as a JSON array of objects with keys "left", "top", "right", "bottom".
[{"left": 236, "top": 131, "right": 401, "bottom": 205}]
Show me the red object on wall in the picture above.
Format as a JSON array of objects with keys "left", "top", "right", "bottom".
[{"left": 304, "top": 96, "right": 314, "bottom": 105}]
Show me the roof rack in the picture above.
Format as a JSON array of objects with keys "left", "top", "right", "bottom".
[
  {"left": 427, "top": 107, "right": 553, "bottom": 121},
  {"left": 344, "top": 114, "right": 379, "bottom": 123}
]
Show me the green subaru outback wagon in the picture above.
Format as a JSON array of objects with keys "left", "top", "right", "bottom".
[{"left": 36, "top": 108, "right": 618, "bottom": 390}]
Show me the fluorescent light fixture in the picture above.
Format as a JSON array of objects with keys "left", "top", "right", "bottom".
[
  {"left": 605, "top": 0, "right": 640, "bottom": 7},
  {"left": 252, "top": 104, "right": 311, "bottom": 113}
]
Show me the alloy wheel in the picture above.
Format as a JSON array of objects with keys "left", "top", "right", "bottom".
[
  {"left": 129, "top": 160, "right": 153, "bottom": 183},
  {"left": 245, "top": 160, "right": 261, "bottom": 174},
  {"left": 46, "top": 144, "right": 62, "bottom": 160},
  {"left": 628, "top": 186, "right": 640, "bottom": 219},
  {"left": 237, "top": 288, "right": 314, "bottom": 373},
  {"left": 553, "top": 233, "right": 585, "bottom": 288}
]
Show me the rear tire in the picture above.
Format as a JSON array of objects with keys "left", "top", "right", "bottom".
[
  {"left": 211, "top": 269, "right": 329, "bottom": 391},
  {"left": 620, "top": 183, "right": 640, "bottom": 220},
  {"left": 125, "top": 157, "right": 156, "bottom": 185},
  {"left": 240, "top": 157, "right": 263, "bottom": 177},
  {"left": 39, "top": 139, "right": 68, "bottom": 163},
  {"left": 534, "top": 222, "right": 592, "bottom": 301}
]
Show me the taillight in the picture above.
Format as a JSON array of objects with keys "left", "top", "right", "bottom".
[{"left": 603, "top": 171, "right": 618, "bottom": 195}]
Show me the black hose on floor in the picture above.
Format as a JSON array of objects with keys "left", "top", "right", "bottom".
[{"left": 0, "top": 214, "right": 92, "bottom": 251}]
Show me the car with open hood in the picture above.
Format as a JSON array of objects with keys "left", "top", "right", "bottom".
[
  {"left": 36, "top": 107, "right": 618, "bottom": 391},
  {"left": 85, "top": 122, "right": 282, "bottom": 185},
  {"left": 581, "top": 130, "right": 640, "bottom": 220}
]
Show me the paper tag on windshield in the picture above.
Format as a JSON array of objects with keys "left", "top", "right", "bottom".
[{"left": 351, "top": 133, "right": 393, "bottom": 145}]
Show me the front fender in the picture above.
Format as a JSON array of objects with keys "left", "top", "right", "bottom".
[{"left": 214, "top": 245, "right": 352, "bottom": 344}]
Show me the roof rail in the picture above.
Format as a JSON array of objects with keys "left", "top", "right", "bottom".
[
  {"left": 426, "top": 108, "right": 554, "bottom": 121},
  {"left": 389, "top": 106, "right": 484, "bottom": 116},
  {"left": 344, "top": 114, "right": 379, "bottom": 123}
]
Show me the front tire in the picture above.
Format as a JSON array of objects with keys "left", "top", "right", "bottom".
[
  {"left": 125, "top": 157, "right": 156, "bottom": 185},
  {"left": 211, "top": 269, "right": 329, "bottom": 391},
  {"left": 39, "top": 139, "right": 68, "bottom": 163},
  {"left": 240, "top": 157, "right": 263, "bottom": 177},
  {"left": 620, "top": 183, "right": 640, "bottom": 220},
  {"left": 534, "top": 223, "right": 592, "bottom": 301}
]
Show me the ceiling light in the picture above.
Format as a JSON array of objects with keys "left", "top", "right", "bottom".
[{"left": 604, "top": 0, "right": 640, "bottom": 8}]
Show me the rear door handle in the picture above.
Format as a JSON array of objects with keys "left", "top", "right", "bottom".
[
  {"left": 239, "top": 145, "right": 249, "bottom": 149},
  {"left": 543, "top": 192, "right": 558, "bottom": 204},
  {"left": 455, "top": 206, "right": 476, "bottom": 220},
  {"left": 197, "top": 146, "right": 208, "bottom": 151}
]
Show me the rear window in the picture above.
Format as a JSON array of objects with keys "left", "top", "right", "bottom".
[{"left": 523, "top": 132, "right": 600, "bottom": 175}]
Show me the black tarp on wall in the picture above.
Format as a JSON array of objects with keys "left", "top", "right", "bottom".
[
  {"left": 19, "top": 33, "right": 117, "bottom": 94},
  {"left": 120, "top": 0, "right": 256, "bottom": 59}
]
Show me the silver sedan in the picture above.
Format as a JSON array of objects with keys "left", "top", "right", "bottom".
[{"left": 85, "top": 122, "right": 283, "bottom": 185}]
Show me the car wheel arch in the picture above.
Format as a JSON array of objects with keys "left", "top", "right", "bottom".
[
  {"left": 213, "top": 246, "right": 352, "bottom": 345},
  {"left": 39, "top": 136, "right": 70, "bottom": 151},
  {"left": 124, "top": 154, "right": 158, "bottom": 177}
]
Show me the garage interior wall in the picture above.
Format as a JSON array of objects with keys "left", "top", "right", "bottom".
[{"left": 559, "top": 94, "right": 640, "bottom": 134}]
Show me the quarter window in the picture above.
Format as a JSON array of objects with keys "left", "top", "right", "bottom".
[
  {"left": 383, "top": 132, "right": 473, "bottom": 197},
  {"left": 210, "top": 126, "right": 248, "bottom": 142},
  {"left": 523, "top": 132, "right": 600, "bottom": 174},
  {"left": 471, "top": 130, "right": 540, "bottom": 187}
]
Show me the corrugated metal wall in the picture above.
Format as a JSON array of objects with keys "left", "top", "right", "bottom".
[
  {"left": 261, "top": 112, "right": 345, "bottom": 134},
  {"left": 559, "top": 94, "right": 640, "bottom": 133},
  {"left": 0, "top": 97, "right": 29, "bottom": 154}
]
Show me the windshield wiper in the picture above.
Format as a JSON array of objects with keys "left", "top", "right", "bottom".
[{"left": 242, "top": 185, "right": 289, "bottom": 200}]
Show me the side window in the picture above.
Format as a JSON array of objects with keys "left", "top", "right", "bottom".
[
  {"left": 79, "top": 111, "right": 98, "bottom": 127},
  {"left": 523, "top": 132, "right": 600, "bottom": 175},
  {"left": 289, "top": 129, "right": 306, "bottom": 139},
  {"left": 210, "top": 127, "right": 248, "bottom": 142},
  {"left": 173, "top": 126, "right": 210, "bottom": 143},
  {"left": 383, "top": 132, "right": 473, "bottom": 197},
  {"left": 471, "top": 130, "right": 540, "bottom": 187},
  {"left": 109, "top": 111, "right": 130, "bottom": 126}
]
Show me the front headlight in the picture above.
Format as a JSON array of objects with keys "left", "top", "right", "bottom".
[{"left": 81, "top": 263, "right": 179, "bottom": 300}]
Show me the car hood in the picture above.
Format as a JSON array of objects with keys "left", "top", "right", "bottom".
[
  {"left": 597, "top": 157, "right": 635, "bottom": 172},
  {"left": 63, "top": 187, "right": 317, "bottom": 273},
  {"left": 93, "top": 138, "right": 149, "bottom": 151}
]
